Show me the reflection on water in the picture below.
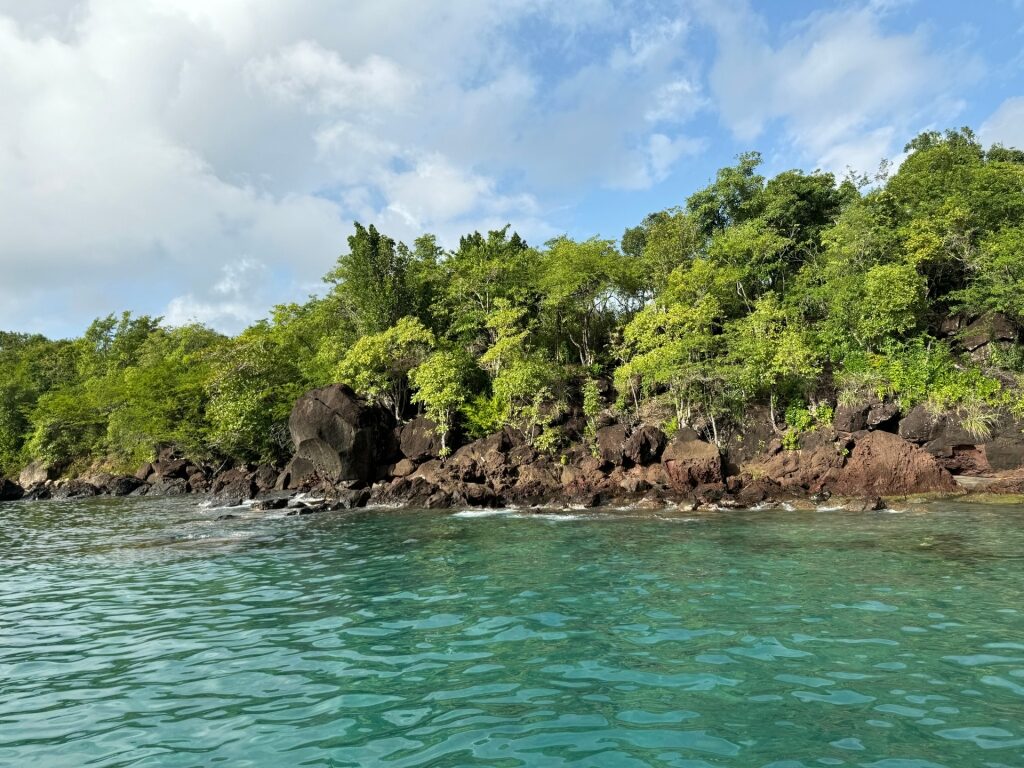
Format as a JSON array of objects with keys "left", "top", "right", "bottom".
[{"left": 1, "top": 496, "right": 1023, "bottom": 766}]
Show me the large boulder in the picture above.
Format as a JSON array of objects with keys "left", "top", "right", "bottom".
[
  {"left": 835, "top": 397, "right": 899, "bottom": 434},
  {"left": 660, "top": 428, "right": 722, "bottom": 489},
  {"left": 985, "top": 437, "right": 1024, "bottom": 473},
  {"left": 898, "top": 405, "right": 944, "bottom": 444},
  {"left": 755, "top": 440, "right": 845, "bottom": 493},
  {"left": 275, "top": 455, "right": 318, "bottom": 491},
  {"left": 623, "top": 426, "right": 667, "bottom": 466},
  {"left": 899, "top": 405, "right": 1024, "bottom": 474},
  {"left": 152, "top": 457, "right": 190, "bottom": 479},
  {"left": 0, "top": 477, "right": 24, "bottom": 501},
  {"left": 148, "top": 477, "right": 189, "bottom": 496},
  {"left": 595, "top": 424, "right": 627, "bottom": 466},
  {"left": 19, "top": 460, "right": 59, "bottom": 487},
  {"left": 288, "top": 384, "right": 393, "bottom": 485},
  {"left": 212, "top": 466, "right": 257, "bottom": 501},
  {"left": 831, "top": 431, "right": 957, "bottom": 496},
  {"left": 960, "top": 312, "right": 1016, "bottom": 352},
  {"left": 107, "top": 476, "right": 143, "bottom": 496},
  {"left": 51, "top": 480, "right": 99, "bottom": 499},
  {"left": 398, "top": 416, "right": 448, "bottom": 462},
  {"left": 721, "top": 405, "right": 776, "bottom": 474}
]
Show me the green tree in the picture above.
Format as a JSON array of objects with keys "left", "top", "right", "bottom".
[
  {"left": 325, "top": 222, "right": 410, "bottom": 335},
  {"left": 334, "top": 317, "right": 435, "bottom": 419},
  {"left": 410, "top": 348, "right": 472, "bottom": 456},
  {"left": 537, "top": 236, "right": 642, "bottom": 366}
]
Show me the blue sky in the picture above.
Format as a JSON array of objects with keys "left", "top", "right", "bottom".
[{"left": 1, "top": 0, "right": 1022, "bottom": 338}]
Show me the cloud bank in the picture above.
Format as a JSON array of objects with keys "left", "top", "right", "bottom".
[{"left": 0, "top": 0, "right": 1012, "bottom": 336}]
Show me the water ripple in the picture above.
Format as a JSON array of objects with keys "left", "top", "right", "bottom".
[{"left": 1, "top": 497, "right": 1023, "bottom": 766}]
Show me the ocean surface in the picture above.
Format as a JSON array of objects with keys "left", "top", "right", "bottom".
[{"left": 1, "top": 497, "right": 1023, "bottom": 767}]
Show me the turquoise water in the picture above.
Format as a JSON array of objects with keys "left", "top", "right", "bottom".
[{"left": 2, "top": 499, "right": 1024, "bottom": 767}]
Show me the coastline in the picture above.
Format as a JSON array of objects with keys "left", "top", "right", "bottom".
[{"left": 5, "top": 381, "right": 1024, "bottom": 514}]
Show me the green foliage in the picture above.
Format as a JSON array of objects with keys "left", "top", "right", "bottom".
[
  {"left": 325, "top": 222, "right": 411, "bottom": 335},
  {"left": 334, "top": 317, "right": 435, "bottom": 419},
  {"left": 410, "top": 348, "right": 472, "bottom": 456},
  {"left": 433, "top": 226, "right": 537, "bottom": 344},
  {"left": 582, "top": 378, "right": 602, "bottom": 445},
  {"left": 4, "top": 126, "right": 1024, "bottom": 476},
  {"left": 859, "top": 263, "right": 927, "bottom": 347},
  {"left": 460, "top": 394, "right": 503, "bottom": 440},
  {"left": 953, "top": 227, "right": 1024, "bottom": 321},
  {"left": 836, "top": 338, "right": 1004, "bottom": 414},
  {"left": 537, "top": 236, "right": 643, "bottom": 365}
]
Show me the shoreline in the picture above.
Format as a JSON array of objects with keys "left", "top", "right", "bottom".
[{"left": 6, "top": 384, "right": 1024, "bottom": 514}]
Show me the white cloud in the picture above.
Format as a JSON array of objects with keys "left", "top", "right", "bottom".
[
  {"left": 2, "top": 0, "right": 999, "bottom": 338},
  {"left": 0, "top": 1, "right": 710, "bottom": 336},
  {"left": 246, "top": 41, "right": 414, "bottom": 114},
  {"left": 165, "top": 258, "right": 269, "bottom": 330},
  {"left": 700, "top": 1, "right": 979, "bottom": 173},
  {"left": 980, "top": 96, "right": 1024, "bottom": 149}
]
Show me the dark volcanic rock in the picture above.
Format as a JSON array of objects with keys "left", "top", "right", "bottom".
[
  {"left": 835, "top": 398, "right": 899, "bottom": 434},
  {"left": 866, "top": 401, "right": 901, "bottom": 431},
  {"left": 52, "top": 480, "right": 99, "bottom": 499},
  {"left": 212, "top": 466, "right": 257, "bottom": 501},
  {"left": 22, "top": 483, "right": 51, "bottom": 501},
  {"left": 898, "top": 405, "right": 943, "bottom": 444},
  {"left": 148, "top": 477, "right": 189, "bottom": 496},
  {"left": 722, "top": 405, "right": 777, "bottom": 474},
  {"left": 332, "top": 488, "right": 372, "bottom": 509},
  {"left": 734, "top": 476, "right": 783, "bottom": 507},
  {"left": 960, "top": 312, "right": 1016, "bottom": 351},
  {"left": 623, "top": 426, "right": 667, "bottom": 466},
  {"left": 985, "top": 436, "right": 1024, "bottom": 472},
  {"left": 288, "top": 384, "right": 392, "bottom": 484},
  {"left": 252, "top": 497, "right": 289, "bottom": 511},
  {"left": 833, "top": 403, "right": 868, "bottom": 434},
  {"left": 595, "top": 424, "right": 627, "bottom": 466},
  {"left": 899, "top": 405, "right": 1024, "bottom": 474},
  {"left": 253, "top": 464, "right": 279, "bottom": 492},
  {"left": 152, "top": 458, "right": 189, "bottom": 479},
  {"left": 276, "top": 455, "right": 318, "bottom": 491},
  {"left": 0, "top": 477, "right": 24, "bottom": 501},
  {"left": 372, "top": 476, "right": 439, "bottom": 507},
  {"left": 107, "top": 476, "right": 143, "bottom": 496},
  {"left": 398, "top": 416, "right": 449, "bottom": 462}
]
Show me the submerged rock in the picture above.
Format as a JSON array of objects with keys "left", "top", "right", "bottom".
[{"left": 251, "top": 497, "right": 289, "bottom": 511}]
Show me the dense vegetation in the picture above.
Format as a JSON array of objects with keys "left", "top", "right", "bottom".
[{"left": 3, "top": 128, "right": 1023, "bottom": 476}]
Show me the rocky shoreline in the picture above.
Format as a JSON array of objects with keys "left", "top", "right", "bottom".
[{"left": 4, "top": 383, "right": 1024, "bottom": 514}]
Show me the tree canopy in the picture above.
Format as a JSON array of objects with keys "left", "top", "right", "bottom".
[{"left": 3, "top": 126, "right": 1023, "bottom": 475}]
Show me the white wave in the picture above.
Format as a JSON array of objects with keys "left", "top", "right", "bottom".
[{"left": 451, "top": 509, "right": 514, "bottom": 518}]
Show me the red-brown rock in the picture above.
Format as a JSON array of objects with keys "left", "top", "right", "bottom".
[
  {"left": 831, "top": 431, "right": 958, "bottom": 496},
  {"left": 660, "top": 428, "right": 721, "bottom": 490}
]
